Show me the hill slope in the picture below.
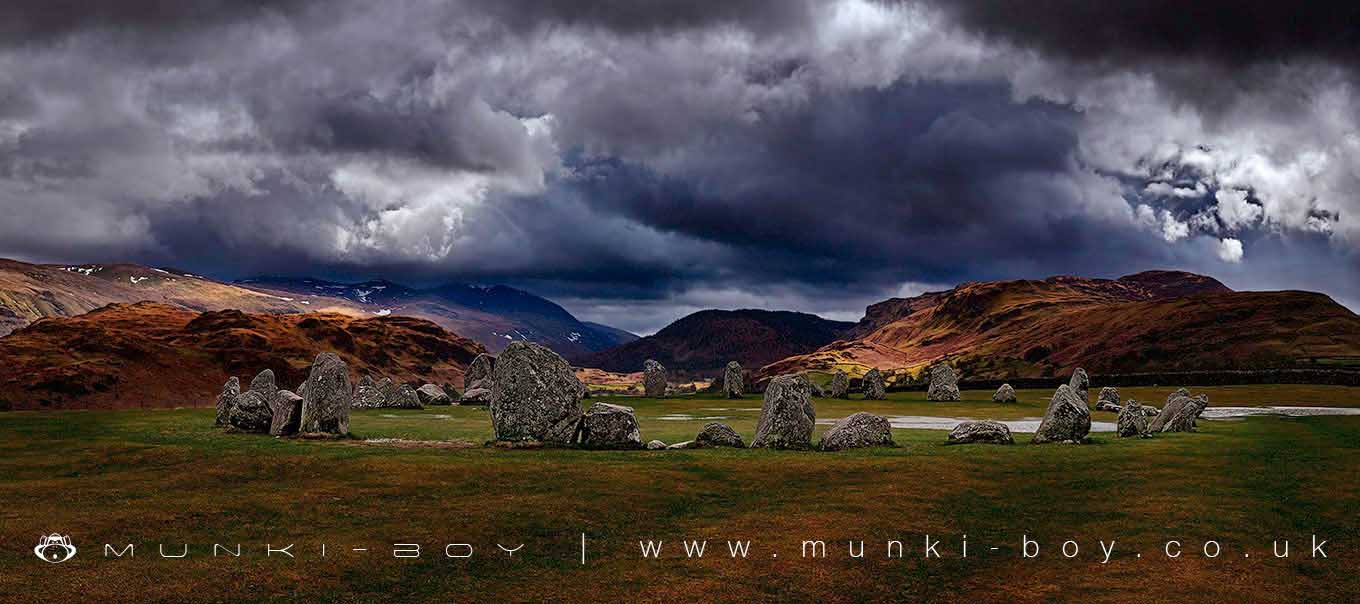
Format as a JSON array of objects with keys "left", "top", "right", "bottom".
[
  {"left": 573, "top": 309, "right": 854, "bottom": 374},
  {"left": 762, "top": 271, "right": 1360, "bottom": 382},
  {"left": 0, "top": 302, "right": 486, "bottom": 411}
]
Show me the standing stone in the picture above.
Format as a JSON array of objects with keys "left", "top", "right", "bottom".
[
  {"left": 818, "top": 412, "right": 896, "bottom": 451},
  {"left": 352, "top": 375, "right": 386, "bottom": 408},
  {"left": 579, "top": 402, "right": 643, "bottom": 449},
  {"left": 465, "top": 353, "right": 496, "bottom": 391},
  {"left": 1069, "top": 368, "right": 1090, "bottom": 407},
  {"left": 926, "top": 363, "right": 961, "bottom": 401},
  {"left": 947, "top": 420, "right": 1015, "bottom": 445},
  {"left": 269, "top": 390, "right": 304, "bottom": 436},
  {"left": 228, "top": 390, "right": 273, "bottom": 433},
  {"left": 1150, "top": 391, "right": 1209, "bottom": 433},
  {"left": 215, "top": 377, "right": 240, "bottom": 427},
  {"left": 695, "top": 422, "right": 745, "bottom": 448},
  {"left": 723, "top": 361, "right": 744, "bottom": 399},
  {"left": 490, "top": 341, "right": 584, "bottom": 445},
  {"left": 643, "top": 359, "right": 667, "bottom": 398},
  {"left": 750, "top": 374, "right": 816, "bottom": 449},
  {"left": 862, "top": 368, "right": 886, "bottom": 400},
  {"left": 249, "top": 369, "right": 278, "bottom": 401},
  {"left": 992, "top": 383, "right": 1017, "bottom": 403},
  {"left": 828, "top": 369, "right": 850, "bottom": 399},
  {"left": 416, "top": 384, "right": 453, "bottom": 406},
  {"left": 388, "top": 384, "right": 423, "bottom": 409},
  {"left": 1116, "top": 399, "right": 1150, "bottom": 438},
  {"left": 299, "top": 352, "right": 351, "bottom": 435},
  {"left": 1031, "top": 384, "right": 1092, "bottom": 444}
]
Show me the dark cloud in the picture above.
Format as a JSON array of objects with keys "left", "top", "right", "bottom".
[
  {"left": 460, "top": 0, "right": 819, "bottom": 35},
  {"left": 0, "top": 0, "right": 318, "bottom": 46}
]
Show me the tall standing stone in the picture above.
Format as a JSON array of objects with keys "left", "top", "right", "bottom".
[
  {"left": 490, "top": 341, "right": 584, "bottom": 445},
  {"left": 723, "top": 361, "right": 744, "bottom": 399},
  {"left": 643, "top": 359, "right": 667, "bottom": 398},
  {"left": 750, "top": 374, "right": 816, "bottom": 449},
  {"left": 828, "top": 369, "right": 850, "bottom": 399},
  {"left": 862, "top": 368, "right": 886, "bottom": 400},
  {"left": 1031, "top": 384, "right": 1091, "bottom": 444},
  {"left": 1069, "top": 368, "right": 1090, "bottom": 407},
  {"left": 299, "top": 352, "right": 351, "bottom": 435},
  {"left": 215, "top": 377, "right": 240, "bottom": 427},
  {"left": 926, "top": 363, "right": 960, "bottom": 401},
  {"left": 249, "top": 369, "right": 278, "bottom": 401}
]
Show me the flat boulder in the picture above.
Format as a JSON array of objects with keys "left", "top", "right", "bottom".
[
  {"left": 750, "top": 374, "right": 816, "bottom": 449},
  {"left": 465, "top": 353, "right": 496, "bottom": 391},
  {"left": 229, "top": 390, "right": 273, "bottom": 433},
  {"left": 862, "top": 368, "right": 886, "bottom": 400},
  {"left": 818, "top": 412, "right": 896, "bottom": 451},
  {"left": 299, "top": 352, "right": 351, "bottom": 435},
  {"left": 992, "top": 383, "right": 1016, "bottom": 404},
  {"left": 1031, "top": 384, "right": 1091, "bottom": 444},
  {"left": 1116, "top": 399, "right": 1150, "bottom": 438},
  {"left": 643, "top": 359, "right": 667, "bottom": 398},
  {"left": 646, "top": 439, "right": 667, "bottom": 450},
  {"left": 926, "top": 363, "right": 960, "bottom": 401},
  {"left": 269, "top": 390, "right": 304, "bottom": 436},
  {"left": 695, "top": 422, "right": 745, "bottom": 448},
  {"left": 828, "top": 369, "right": 850, "bottom": 399},
  {"left": 417, "top": 384, "right": 452, "bottom": 406},
  {"left": 460, "top": 387, "right": 492, "bottom": 405},
  {"left": 947, "top": 420, "right": 1014, "bottom": 445},
  {"left": 723, "top": 361, "right": 744, "bottom": 398},
  {"left": 489, "top": 341, "right": 584, "bottom": 445},
  {"left": 215, "top": 377, "right": 240, "bottom": 427},
  {"left": 1069, "top": 368, "right": 1090, "bottom": 407},
  {"left": 579, "top": 402, "right": 643, "bottom": 449}
]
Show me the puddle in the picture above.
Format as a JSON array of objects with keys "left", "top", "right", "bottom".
[
  {"left": 816, "top": 406, "right": 1360, "bottom": 433},
  {"left": 655, "top": 414, "right": 732, "bottom": 421},
  {"left": 1200, "top": 406, "right": 1360, "bottom": 418}
]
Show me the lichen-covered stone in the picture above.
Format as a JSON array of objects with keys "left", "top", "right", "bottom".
[
  {"left": 1069, "top": 368, "right": 1090, "bottom": 406},
  {"left": 926, "top": 363, "right": 960, "bottom": 401},
  {"left": 862, "top": 368, "right": 886, "bottom": 400},
  {"left": 723, "top": 361, "right": 744, "bottom": 399},
  {"left": 416, "top": 384, "right": 452, "bottom": 406},
  {"left": 1032, "top": 384, "right": 1091, "bottom": 444},
  {"left": 229, "top": 390, "right": 273, "bottom": 433},
  {"left": 351, "top": 375, "right": 386, "bottom": 408},
  {"left": 269, "top": 390, "right": 304, "bottom": 436},
  {"left": 299, "top": 352, "right": 351, "bottom": 435},
  {"left": 695, "top": 422, "right": 745, "bottom": 448},
  {"left": 489, "top": 341, "right": 584, "bottom": 445},
  {"left": 1150, "top": 391, "right": 1209, "bottom": 433},
  {"left": 828, "top": 369, "right": 850, "bottom": 399},
  {"left": 388, "top": 383, "right": 423, "bottom": 409},
  {"left": 249, "top": 369, "right": 278, "bottom": 402},
  {"left": 579, "top": 402, "right": 643, "bottom": 449},
  {"left": 1098, "top": 386, "right": 1120, "bottom": 408},
  {"left": 947, "top": 420, "right": 1014, "bottom": 445},
  {"left": 992, "top": 383, "right": 1016, "bottom": 403},
  {"left": 465, "top": 353, "right": 496, "bottom": 391},
  {"left": 643, "top": 359, "right": 667, "bottom": 398},
  {"left": 818, "top": 412, "right": 896, "bottom": 451},
  {"left": 215, "top": 377, "right": 239, "bottom": 427},
  {"left": 1116, "top": 399, "right": 1150, "bottom": 438},
  {"left": 750, "top": 374, "right": 816, "bottom": 449}
]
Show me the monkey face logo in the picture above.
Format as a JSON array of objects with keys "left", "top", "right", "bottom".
[{"left": 34, "top": 534, "right": 76, "bottom": 563}]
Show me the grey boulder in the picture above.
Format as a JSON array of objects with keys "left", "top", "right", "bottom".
[
  {"left": 579, "top": 402, "right": 643, "bottom": 449},
  {"left": 992, "top": 383, "right": 1016, "bottom": 403},
  {"left": 416, "top": 384, "right": 452, "bottom": 406},
  {"left": 1031, "top": 384, "right": 1091, "bottom": 444},
  {"left": 229, "top": 390, "right": 273, "bottom": 433},
  {"left": 1116, "top": 399, "right": 1150, "bottom": 438},
  {"left": 351, "top": 375, "right": 386, "bottom": 408},
  {"left": 465, "top": 353, "right": 496, "bottom": 391},
  {"left": 750, "top": 374, "right": 816, "bottom": 449},
  {"left": 1097, "top": 386, "right": 1120, "bottom": 408},
  {"left": 861, "top": 368, "right": 886, "bottom": 400},
  {"left": 1069, "top": 368, "right": 1090, "bottom": 407},
  {"left": 215, "top": 377, "right": 240, "bottom": 427},
  {"left": 926, "top": 363, "right": 960, "bottom": 401},
  {"left": 249, "top": 369, "right": 278, "bottom": 402},
  {"left": 818, "top": 412, "right": 896, "bottom": 451},
  {"left": 947, "top": 420, "right": 1014, "bottom": 445},
  {"left": 723, "top": 361, "right": 744, "bottom": 398},
  {"left": 1150, "top": 391, "right": 1209, "bottom": 433},
  {"left": 299, "top": 352, "right": 351, "bottom": 435},
  {"left": 828, "top": 369, "right": 850, "bottom": 399},
  {"left": 460, "top": 387, "right": 493, "bottom": 405},
  {"left": 695, "top": 422, "right": 745, "bottom": 448},
  {"left": 387, "top": 384, "right": 423, "bottom": 409},
  {"left": 269, "top": 390, "right": 304, "bottom": 436},
  {"left": 646, "top": 439, "right": 667, "bottom": 450},
  {"left": 489, "top": 341, "right": 584, "bottom": 445},
  {"left": 643, "top": 359, "right": 667, "bottom": 398}
]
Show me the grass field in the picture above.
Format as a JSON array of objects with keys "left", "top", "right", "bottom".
[{"left": 2, "top": 386, "right": 1358, "bottom": 603}]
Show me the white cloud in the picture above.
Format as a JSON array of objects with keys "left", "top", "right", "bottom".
[
  {"left": 1214, "top": 188, "right": 1263, "bottom": 230},
  {"left": 1159, "top": 210, "right": 1189, "bottom": 242},
  {"left": 1216, "top": 237, "right": 1244, "bottom": 263}
]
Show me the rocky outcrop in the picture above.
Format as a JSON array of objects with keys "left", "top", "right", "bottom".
[
  {"left": 750, "top": 374, "right": 816, "bottom": 449},
  {"left": 818, "top": 412, "right": 896, "bottom": 451},
  {"left": 299, "top": 352, "right": 351, "bottom": 435},
  {"left": 992, "top": 383, "right": 1016, "bottom": 403},
  {"left": 862, "top": 368, "right": 886, "bottom": 400},
  {"left": 489, "top": 341, "right": 584, "bottom": 445},
  {"left": 828, "top": 369, "right": 850, "bottom": 399},
  {"left": 579, "top": 402, "right": 643, "bottom": 449},
  {"left": 416, "top": 384, "right": 452, "bottom": 406},
  {"left": 465, "top": 353, "right": 495, "bottom": 390},
  {"left": 229, "top": 390, "right": 273, "bottom": 433},
  {"left": 946, "top": 420, "right": 1014, "bottom": 445},
  {"left": 926, "top": 363, "right": 960, "bottom": 401},
  {"left": 1149, "top": 390, "right": 1209, "bottom": 433},
  {"left": 695, "top": 422, "right": 745, "bottom": 448},
  {"left": 215, "top": 377, "right": 240, "bottom": 427},
  {"left": 643, "top": 359, "right": 667, "bottom": 398},
  {"left": 723, "top": 361, "right": 744, "bottom": 398},
  {"left": 269, "top": 390, "right": 304, "bottom": 436},
  {"left": 1031, "top": 384, "right": 1091, "bottom": 444},
  {"left": 1069, "top": 368, "right": 1090, "bottom": 406},
  {"left": 1116, "top": 399, "right": 1150, "bottom": 438}
]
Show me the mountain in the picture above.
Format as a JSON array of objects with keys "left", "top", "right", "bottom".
[
  {"left": 0, "top": 302, "right": 485, "bottom": 411},
  {"left": 761, "top": 270, "right": 1360, "bottom": 382},
  {"left": 572, "top": 309, "right": 855, "bottom": 374},
  {"left": 238, "top": 277, "right": 638, "bottom": 356}
]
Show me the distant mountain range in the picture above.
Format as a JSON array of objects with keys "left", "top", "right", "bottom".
[
  {"left": 571, "top": 309, "right": 855, "bottom": 374},
  {"left": 0, "top": 258, "right": 636, "bottom": 357}
]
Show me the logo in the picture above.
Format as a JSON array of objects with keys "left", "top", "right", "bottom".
[{"left": 34, "top": 534, "right": 77, "bottom": 563}]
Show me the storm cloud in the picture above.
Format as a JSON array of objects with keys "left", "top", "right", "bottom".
[{"left": 1, "top": 0, "right": 1357, "bottom": 333}]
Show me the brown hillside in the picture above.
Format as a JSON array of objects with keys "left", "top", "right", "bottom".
[{"left": 0, "top": 303, "right": 485, "bottom": 411}]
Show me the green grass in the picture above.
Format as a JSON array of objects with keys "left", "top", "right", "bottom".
[{"left": 2, "top": 386, "right": 1358, "bottom": 603}]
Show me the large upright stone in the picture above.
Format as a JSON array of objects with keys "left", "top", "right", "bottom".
[
  {"left": 723, "top": 361, "right": 744, "bottom": 399},
  {"left": 818, "top": 412, "right": 896, "bottom": 451},
  {"left": 926, "top": 363, "right": 961, "bottom": 401},
  {"left": 299, "top": 352, "right": 351, "bottom": 435},
  {"left": 695, "top": 422, "right": 745, "bottom": 448},
  {"left": 417, "top": 384, "right": 452, "bottom": 406},
  {"left": 579, "top": 402, "right": 643, "bottom": 449},
  {"left": 228, "top": 390, "right": 273, "bottom": 433},
  {"left": 828, "top": 369, "right": 850, "bottom": 399},
  {"left": 750, "top": 374, "right": 816, "bottom": 449},
  {"left": 1031, "top": 384, "right": 1091, "bottom": 444},
  {"left": 1116, "top": 399, "right": 1150, "bottom": 438},
  {"left": 269, "top": 390, "right": 304, "bottom": 436},
  {"left": 861, "top": 368, "right": 886, "bottom": 400},
  {"left": 249, "top": 369, "right": 278, "bottom": 401},
  {"left": 490, "top": 341, "right": 584, "bottom": 445},
  {"left": 992, "top": 383, "right": 1017, "bottom": 403},
  {"left": 1149, "top": 391, "right": 1209, "bottom": 433},
  {"left": 215, "top": 377, "right": 240, "bottom": 427},
  {"left": 1069, "top": 368, "right": 1090, "bottom": 407},
  {"left": 465, "top": 353, "right": 496, "bottom": 390},
  {"left": 643, "top": 359, "right": 667, "bottom": 398}
]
